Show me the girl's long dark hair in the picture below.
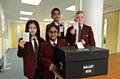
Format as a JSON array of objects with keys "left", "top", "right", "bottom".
[{"left": 25, "top": 20, "right": 44, "bottom": 43}]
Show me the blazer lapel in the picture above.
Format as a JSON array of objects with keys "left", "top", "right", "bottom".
[{"left": 81, "top": 25, "right": 87, "bottom": 36}]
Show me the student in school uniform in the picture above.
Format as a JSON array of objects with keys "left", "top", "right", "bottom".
[
  {"left": 17, "top": 20, "right": 44, "bottom": 79},
  {"left": 65, "top": 11, "right": 96, "bottom": 47},
  {"left": 46, "top": 8, "right": 65, "bottom": 40},
  {"left": 40, "top": 24, "right": 67, "bottom": 79}
]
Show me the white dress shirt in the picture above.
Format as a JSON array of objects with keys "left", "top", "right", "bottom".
[
  {"left": 31, "top": 36, "right": 39, "bottom": 52},
  {"left": 49, "top": 39, "right": 57, "bottom": 47}
]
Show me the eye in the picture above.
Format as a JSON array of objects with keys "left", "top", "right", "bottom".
[
  {"left": 81, "top": 16, "right": 84, "bottom": 18},
  {"left": 33, "top": 27, "right": 36, "bottom": 29}
]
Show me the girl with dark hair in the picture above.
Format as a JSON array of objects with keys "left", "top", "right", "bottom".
[
  {"left": 40, "top": 24, "right": 67, "bottom": 79},
  {"left": 17, "top": 20, "right": 44, "bottom": 79}
]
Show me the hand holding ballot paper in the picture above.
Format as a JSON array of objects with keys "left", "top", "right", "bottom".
[
  {"left": 69, "top": 22, "right": 78, "bottom": 35},
  {"left": 73, "top": 22, "right": 86, "bottom": 48},
  {"left": 19, "top": 32, "right": 30, "bottom": 48}
]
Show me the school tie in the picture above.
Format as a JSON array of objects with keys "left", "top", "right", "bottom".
[
  {"left": 53, "top": 42, "right": 57, "bottom": 47},
  {"left": 33, "top": 39, "right": 39, "bottom": 66},
  {"left": 53, "top": 42, "right": 58, "bottom": 79},
  {"left": 78, "top": 25, "right": 82, "bottom": 42}
]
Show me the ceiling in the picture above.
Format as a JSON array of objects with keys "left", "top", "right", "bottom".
[
  {"left": 1, "top": 0, "right": 120, "bottom": 22},
  {"left": 104, "top": 0, "right": 120, "bottom": 12}
]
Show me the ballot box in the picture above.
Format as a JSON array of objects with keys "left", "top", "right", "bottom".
[{"left": 54, "top": 46, "right": 109, "bottom": 79}]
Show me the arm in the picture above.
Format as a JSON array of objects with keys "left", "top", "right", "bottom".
[
  {"left": 65, "top": 26, "right": 76, "bottom": 45},
  {"left": 48, "top": 63, "right": 64, "bottom": 79},
  {"left": 89, "top": 27, "right": 96, "bottom": 46},
  {"left": 17, "top": 38, "right": 26, "bottom": 57},
  {"left": 40, "top": 43, "right": 64, "bottom": 79},
  {"left": 61, "top": 39, "right": 68, "bottom": 46},
  {"left": 40, "top": 43, "right": 53, "bottom": 69},
  {"left": 17, "top": 45, "right": 26, "bottom": 57}
]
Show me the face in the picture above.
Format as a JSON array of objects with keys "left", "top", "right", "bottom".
[
  {"left": 52, "top": 10, "right": 61, "bottom": 22},
  {"left": 75, "top": 13, "right": 85, "bottom": 24},
  {"left": 48, "top": 26, "right": 58, "bottom": 41},
  {"left": 28, "top": 23, "right": 37, "bottom": 36}
]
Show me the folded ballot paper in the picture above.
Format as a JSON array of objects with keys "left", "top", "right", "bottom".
[{"left": 76, "top": 42, "right": 84, "bottom": 49}]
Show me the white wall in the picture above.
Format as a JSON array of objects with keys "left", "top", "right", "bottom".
[
  {"left": 0, "top": 1, "right": 7, "bottom": 59},
  {"left": 0, "top": 2, "right": 4, "bottom": 59}
]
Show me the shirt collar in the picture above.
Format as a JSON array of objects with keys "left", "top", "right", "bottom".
[
  {"left": 54, "top": 21, "right": 59, "bottom": 26},
  {"left": 49, "top": 39, "right": 57, "bottom": 46},
  {"left": 80, "top": 23, "right": 83, "bottom": 29},
  {"left": 31, "top": 36, "right": 37, "bottom": 40},
  {"left": 31, "top": 36, "right": 39, "bottom": 48}
]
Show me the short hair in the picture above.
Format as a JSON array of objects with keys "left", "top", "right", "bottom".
[
  {"left": 75, "top": 11, "right": 85, "bottom": 15},
  {"left": 51, "top": 8, "right": 61, "bottom": 17}
]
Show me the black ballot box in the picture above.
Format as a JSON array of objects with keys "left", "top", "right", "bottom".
[{"left": 54, "top": 46, "right": 109, "bottom": 79}]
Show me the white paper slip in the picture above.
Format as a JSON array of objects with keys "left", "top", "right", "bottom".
[
  {"left": 59, "top": 26, "right": 64, "bottom": 32},
  {"left": 73, "top": 22, "right": 79, "bottom": 30},
  {"left": 76, "top": 42, "right": 84, "bottom": 49},
  {"left": 23, "top": 32, "right": 30, "bottom": 42}
]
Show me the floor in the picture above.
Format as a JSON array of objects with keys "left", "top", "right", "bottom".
[
  {"left": 0, "top": 48, "right": 25, "bottom": 79},
  {"left": 82, "top": 53, "right": 120, "bottom": 79}
]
